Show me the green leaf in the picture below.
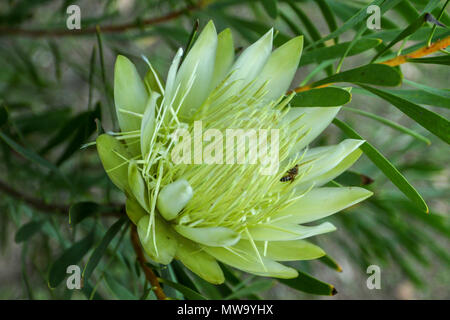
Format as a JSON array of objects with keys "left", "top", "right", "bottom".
[
  {"left": 261, "top": 0, "right": 278, "bottom": 19},
  {"left": 288, "top": 2, "right": 321, "bottom": 43},
  {"left": 172, "top": 261, "right": 201, "bottom": 293},
  {"left": 359, "top": 84, "right": 450, "bottom": 144},
  {"left": 352, "top": 86, "right": 450, "bottom": 109},
  {"left": 48, "top": 232, "right": 95, "bottom": 288},
  {"left": 316, "top": 0, "right": 338, "bottom": 41},
  {"left": 299, "top": 38, "right": 381, "bottom": 66},
  {"left": 14, "top": 108, "right": 71, "bottom": 135},
  {"left": 225, "top": 280, "right": 274, "bottom": 300},
  {"left": 311, "top": 64, "right": 402, "bottom": 88},
  {"left": 83, "top": 217, "right": 128, "bottom": 281},
  {"left": 223, "top": 15, "right": 290, "bottom": 47},
  {"left": 39, "top": 107, "right": 98, "bottom": 156},
  {"left": 343, "top": 106, "right": 431, "bottom": 145},
  {"left": 333, "top": 118, "right": 429, "bottom": 213},
  {"left": 319, "top": 255, "right": 343, "bottom": 272},
  {"left": 104, "top": 272, "right": 137, "bottom": 300},
  {"left": 15, "top": 220, "right": 46, "bottom": 243},
  {"left": 406, "top": 55, "right": 450, "bottom": 66},
  {"left": 404, "top": 79, "right": 450, "bottom": 99},
  {"left": 0, "top": 132, "right": 63, "bottom": 176},
  {"left": 291, "top": 87, "right": 352, "bottom": 107},
  {"left": 56, "top": 104, "right": 101, "bottom": 165},
  {"left": 308, "top": 0, "right": 403, "bottom": 48},
  {"left": 372, "top": 13, "right": 428, "bottom": 61},
  {"left": 159, "top": 277, "right": 207, "bottom": 300},
  {"left": 279, "top": 269, "right": 337, "bottom": 296},
  {"left": 333, "top": 170, "right": 374, "bottom": 186},
  {"left": 0, "top": 105, "right": 8, "bottom": 127},
  {"left": 69, "top": 202, "right": 100, "bottom": 225}
]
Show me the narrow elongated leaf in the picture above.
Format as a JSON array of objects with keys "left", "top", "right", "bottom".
[
  {"left": 312, "top": 64, "right": 402, "bottom": 88},
  {"left": 343, "top": 106, "right": 431, "bottom": 145},
  {"left": 172, "top": 261, "right": 201, "bottom": 293},
  {"left": 0, "top": 132, "right": 63, "bottom": 176},
  {"left": 406, "top": 55, "right": 450, "bottom": 66},
  {"left": 333, "top": 118, "right": 428, "bottom": 213},
  {"left": 352, "top": 86, "right": 450, "bottom": 109},
  {"left": 308, "top": 0, "right": 402, "bottom": 48},
  {"left": 0, "top": 105, "right": 8, "bottom": 126},
  {"left": 69, "top": 201, "right": 117, "bottom": 226},
  {"left": 316, "top": 0, "right": 338, "bottom": 40},
  {"left": 291, "top": 87, "right": 351, "bottom": 107},
  {"left": 83, "top": 217, "right": 127, "bottom": 281},
  {"left": 69, "top": 202, "right": 101, "bottom": 225},
  {"left": 319, "top": 255, "right": 343, "bottom": 272},
  {"left": 279, "top": 269, "right": 337, "bottom": 296},
  {"left": 372, "top": 13, "right": 428, "bottom": 61},
  {"left": 334, "top": 170, "right": 374, "bottom": 186},
  {"left": 40, "top": 111, "right": 91, "bottom": 155},
  {"left": 404, "top": 79, "right": 450, "bottom": 99},
  {"left": 261, "top": 0, "right": 278, "bottom": 19},
  {"left": 48, "top": 232, "right": 95, "bottom": 288},
  {"left": 15, "top": 108, "right": 71, "bottom": 135},
  {"left": 104, "top": 273, "right": 137, "bottom": 300},
  {"left": 288, "top": 2, "right": 321, "bottom": 43},
  {"left": 56, "top": 103, "right": 101, "bottom": 165},
  {"left": 299, "top": 39, "right": 381, "bottom": 66},
  {"left": 359, "top": 84, "right": 450, "bottom": 144},
  {"left": 15, "top": 220, "right": 46, "bottom": 243},
  {"left": 225, "top": 280, "right": 274, "bottom": 300},
  {"left": 159, "top": 277, "right": 207, "bottom": 300}
]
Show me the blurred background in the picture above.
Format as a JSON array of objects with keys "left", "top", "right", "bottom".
[{"left": 0, "top": 0, "right": 449, "bottom": 300}]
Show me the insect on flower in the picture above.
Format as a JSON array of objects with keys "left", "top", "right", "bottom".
[
  {"left": 96, "top": 21, "right": 372, "bottom": 284},
  {"left": 280, "top": 164, "right": 299, "bottom": 182}
]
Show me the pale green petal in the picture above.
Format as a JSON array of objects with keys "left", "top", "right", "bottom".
[
  {"left": 128, "top": 160, "right": 149, "bottom": 212},
  {"left": 256, "top": 36, "right": 303, "bottom": 101},
  {"left": 176, "top": 21, "right": 218, "bottom": 121},
  {"left": 114, "top": 55, "right": 148, "bottom": 133},
  {"left": 309, "top": 148, "right": 363, "bottom": 186},
  {"left": 246, "top": 222, "right": 336, "bottom": 241},
  {"left": 125, "top": 197, "right": 147, "bottom": 225},
  {"left": 175, "top": 236, "right": 224, "bottom": 284},
  {"left": 174, "top": 225, "right": 240, "bottom": 247},
  {"left": 137, "top": 215, "right": 177, "bottom": 264},
  {"left": 211, "top": 28, "right": 234, "bottom": 90},
  {"left": 272, "top": 187, "right": 373, "bottom": 224},
  {"left": 164, "top": 48, "right": 184, "bottom": 104},
  {"left": 96, "top": 134, "right": 130, "bottom": 193},
  {"left": 144, "top": 59, "right": 165, "bottom": 95},
  {"left": 292, "top": 139, "right": 364, "bottom": 187},
  {"left": 140, "top": 92, "right": 160, "bottom": 157},
  {"left": 254, "top": 240, "right": 325, "bottom": 261},
  {"left": 219, "top": 29, "right": 273, "bottom": 101},
  {"left": 203, "top": 242, "right": 298, "bottom": 279},
  {"left": 157, "top": 179, "right": 193, "bottom": 221},
  {"left": 285, "top": 107, "right": 340, "bottom": 156}
]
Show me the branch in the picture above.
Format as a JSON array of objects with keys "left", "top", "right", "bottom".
[
  {"left": 0, "top": 179, "right": 121, "bottom": 217},
  {"left": 130, "top": 224, "right": 167, "bottom": 300},
  {"left": 0, "top": 4, "right": 202, "bottom": 38},
  {"left": 380, "top": 35, "right": 450, "bottom": 66},
  {"left": 292, "top": 36, "right": 450, "bottom": 93}
]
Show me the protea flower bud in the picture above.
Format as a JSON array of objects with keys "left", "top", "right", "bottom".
[{"left": 96, "top": 21, "right": 372, "bottom": 284}]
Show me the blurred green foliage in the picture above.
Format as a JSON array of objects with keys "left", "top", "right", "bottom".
[{"left": 0, "top": 0, "right": 449, "bottom": 300}]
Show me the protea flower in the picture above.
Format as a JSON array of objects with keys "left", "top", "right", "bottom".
[{"left": 96, "top": 21, "right": 372, "bottom": 284}]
